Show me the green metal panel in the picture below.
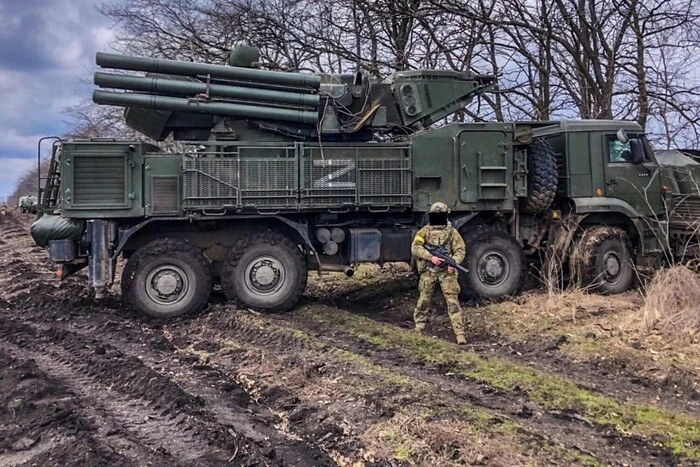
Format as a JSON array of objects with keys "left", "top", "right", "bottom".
[
  {"left": 589, "top": 132, "right": 606, "bottom": 198},
  {"left": 412, "top": 123, "right": 514, "bottom": 213},
  {"left": 459, "top": 126, "right": 512, "bottom": 208},
  {"left": 411, "top": 126, "right": 459, "bottom": 211},
  {"left": 61, "top": 141, "right": 150, "bottom": 218},
  {"left": 566, "top": 132, "right": 593, "bottom": 197},
  {"left": 572, "top": 196, "right": 641, "bottom": 218},
  {"left": 144, "top": 155, "right": 182, "bottom": 216}
]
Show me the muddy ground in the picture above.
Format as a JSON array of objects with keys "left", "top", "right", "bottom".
[{"left": 1, "top": 211, "right": 699, "bottom": 466}]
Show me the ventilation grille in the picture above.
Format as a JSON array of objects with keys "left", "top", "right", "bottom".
[
  {"left": 183, "top": 158, "right": 297, "bottom": 209},
  {"left": 151, "top": 176, "right": 180, "bottom": 214},
  {"left": 73, "top": 155, "right": 126, "bottom": 205},
  {"left": 669, "top": 195, "right": 700, "bottom": 228}
]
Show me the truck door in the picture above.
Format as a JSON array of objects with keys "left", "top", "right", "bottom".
[{"left": 603, "top": 133, "right": 661, "bottom": 216}]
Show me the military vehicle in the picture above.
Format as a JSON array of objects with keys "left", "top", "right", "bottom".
[
  {"left": 18, "top": 195, "right": 38, "bottom": 214},
  {"left": 31, "top": 47, "right": 700, "bottom": 318}
]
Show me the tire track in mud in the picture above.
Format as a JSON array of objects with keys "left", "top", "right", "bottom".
[
  {"left": 9, "top": 307, "right": 378, "bottom": 466},
  {"left": 42, "top": 308, "right": 585, "bottom": 464},
  {"left": 0, "top": 347, "right": 173, "bottom": 467},
  {"left": 0, "top": 315, "right": 335, "bottom": 466}
]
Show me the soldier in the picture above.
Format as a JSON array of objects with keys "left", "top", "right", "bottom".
[{"left": 411, "top": 202, "right": 467, "bottom": 344}]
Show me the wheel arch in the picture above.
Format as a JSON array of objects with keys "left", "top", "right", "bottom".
[
  {"left": 577, "top": 212, "right": 642, "bottom": 252},
  {"left": 114, "top": 216, "right": 317, "bottom": 260}
]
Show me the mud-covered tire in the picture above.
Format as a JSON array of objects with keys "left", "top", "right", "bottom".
[
  {"left": 221, "top": 232, "right": 307, "bottom": 313},
  {"left": 571, "top": 226, "right": 634, "bottom": 295},
  {"left": 459, "top": 227, "right": 526, "bottom": 300},
  {"left": 121, "top": 238, "right": 213, "bottom": 319},
  {"left": 524, "top": 138, "right": 558, "bottom": 213}
]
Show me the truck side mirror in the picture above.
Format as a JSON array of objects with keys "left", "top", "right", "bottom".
[
  {"left": 629, "top": 139, "right": 645, "bottom": 164},
  {"left": 616, "top": 129, "right": 629, "bottom": 144}
]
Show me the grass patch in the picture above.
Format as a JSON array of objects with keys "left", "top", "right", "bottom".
[{"left": 298, "top": 307, "right": 700, "bottom": 461}]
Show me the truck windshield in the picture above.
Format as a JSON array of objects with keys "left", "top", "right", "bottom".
[{"left": 608, "top": 134, "right": 651, "bottom": 163}]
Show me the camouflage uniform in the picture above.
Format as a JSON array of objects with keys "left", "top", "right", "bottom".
[{"left": 411, "top": 203, "right": 466, "bottom": 343}]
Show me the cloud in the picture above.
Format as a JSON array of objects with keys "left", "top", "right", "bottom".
[
  {"left": 0, "top": 128, "right": 46, "bottom": 154},
  {"left": 0, "top": 0, "right": 115, "bottom": 198}
]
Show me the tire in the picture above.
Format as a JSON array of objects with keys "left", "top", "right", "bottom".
[
  {"left": 524, "top": 138, "right": 558, "bottom": 213},
  {"left": 459, "top": 226, "right": 526, "bottom": 300},
  {"left": 570, "top": 226, "right": 634, "bottom": 295},
  {"left": 221, "top": 232, "right": 307, "bottom": 313},
  {"left": 121, "top": 238, "right": 213, "bottom": 318}
]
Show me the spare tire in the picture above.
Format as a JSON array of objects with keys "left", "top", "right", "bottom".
[{"left": 524, "top": 138, "right": 558, "bottom": 213}]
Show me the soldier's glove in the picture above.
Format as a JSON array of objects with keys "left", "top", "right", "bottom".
[{"left": 430, "top": 256, "right": 444, "bottom": 266}]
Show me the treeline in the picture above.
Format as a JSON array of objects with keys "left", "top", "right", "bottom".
[{"left": 7, "top": 159, "right": 50, "bottom": 208}]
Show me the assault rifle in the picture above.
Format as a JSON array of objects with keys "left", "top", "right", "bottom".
[{"left": 424, "top": 243, "right": 469, "bottom": 274}]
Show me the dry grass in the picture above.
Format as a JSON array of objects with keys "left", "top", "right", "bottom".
[
  {"left": 363, "top": 413, "right": 517, "bottom": 466},
  {"left": 505, "top": 288, "right": 639, "bottom": 325},
  {"left": 641, "top": 265, "right": 700, "bottom": 342}
]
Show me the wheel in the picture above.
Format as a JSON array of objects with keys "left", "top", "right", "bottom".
[
  {"left": 121, "top": 238, "right": 213, "bottom": 318},
  {"left": 459, "top": 227, "right": 526, "bottom": 300},
  {"left": 524, "top": 138, "right": 558, "bottom": 213},
  {"left": 221, "top": 232, "right": 307, "bottom": 312},
  {"left": 570, "top": 226, "right": 634, "bottom": 294}
]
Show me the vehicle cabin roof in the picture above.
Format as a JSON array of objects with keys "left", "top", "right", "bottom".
[{"left": 529, "top": 120, "right": 643, "bottom": 137}]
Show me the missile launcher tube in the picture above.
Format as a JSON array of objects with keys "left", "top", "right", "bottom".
[
  {"left": 96, "top": 52, "right": 321, "bottom": 89},
  {"left": 93, "top": 90, "right": 319, "bottom": 124},
  {"left": 94, "top": 72, "right": 321, "bottom": 108}
]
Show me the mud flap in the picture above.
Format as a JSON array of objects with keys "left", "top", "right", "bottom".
[{"left": 542, "top": 214, "right": 585, "bottom": 290}]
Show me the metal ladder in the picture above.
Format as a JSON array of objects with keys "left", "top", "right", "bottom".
[
  {"left": 38, "top": 137, "right": 62, "bottom": 215},
  {"left": 477, "top": 151, "right": 508, "bottom": 200}
]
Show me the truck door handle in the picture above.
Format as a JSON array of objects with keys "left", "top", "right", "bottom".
[{"left": 606, "top": 179, "right": 617, "bottom": 186}]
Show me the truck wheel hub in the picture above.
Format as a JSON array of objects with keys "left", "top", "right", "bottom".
[
  {"left": 146, "top": 265, "right": 188, "bottom": 304},
  {"left": 478, "top": 252, "right": 509, "bottom": 286},
  {"left": 603, "top": 253, "right": 621, "bottom": 279},
  {"left": 246, "top": 256, "right": 284, "bottom": 294}
]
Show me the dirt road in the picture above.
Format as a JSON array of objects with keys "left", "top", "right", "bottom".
[{"left": 1, "top": 212, "right": 698, "bottom": 466}]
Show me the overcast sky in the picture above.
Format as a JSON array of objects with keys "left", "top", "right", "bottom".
[{"left": 0, "top": 0, "right": 116, "bottom": 202}]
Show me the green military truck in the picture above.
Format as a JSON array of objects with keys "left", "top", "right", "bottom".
[
  {"left": 31, "top": 47, "right": 700, "bottom": 318},
  {"left": 18, "top": 195, "right": 38, "bottom": 214}
]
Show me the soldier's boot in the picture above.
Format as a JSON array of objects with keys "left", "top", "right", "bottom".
[
  {"left": 414, "top": 324, "right": 426, "bottom": 334},
  {"left": 455, "top": 333, "right": 467, "bottom": 345}
]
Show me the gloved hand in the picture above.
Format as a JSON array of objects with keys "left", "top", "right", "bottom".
[
  {"left": 447, "top": 266, "right": 455, "bottom": 274},
  {"left": 430, "top": 256, "right": 444, "bottom": 266}
]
